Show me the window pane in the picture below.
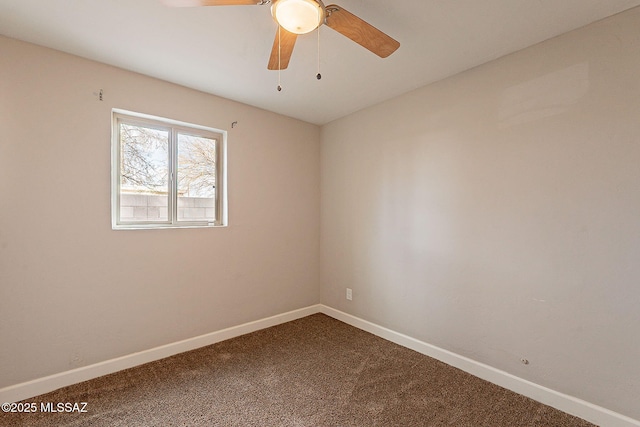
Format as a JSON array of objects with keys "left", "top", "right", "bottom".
[
  {"left": 177, "top": 134, "right": 216, "bottom": 222},
  {"left": 119, "top": 123, "right": 169, "bottom": 222}
]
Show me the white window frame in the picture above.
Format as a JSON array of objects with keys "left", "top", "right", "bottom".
[{"left": 111, "top": 109, "right": 228, "bottom": 230}]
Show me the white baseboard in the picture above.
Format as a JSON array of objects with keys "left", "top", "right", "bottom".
[
  {"left": 0, "top": 304, "right": 322, "bottom": 404},
  {"left": 3, "top": 303, "right": 638, "bottom": 427},
  {"left": 319, "top": 305, "right": 640, "bottom": 427}
]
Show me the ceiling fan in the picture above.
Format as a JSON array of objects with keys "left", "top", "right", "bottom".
[{"left": 160, "top": 0, "right": 400, "bottom": 70}]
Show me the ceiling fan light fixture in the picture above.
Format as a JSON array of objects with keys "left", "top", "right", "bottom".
[{"left": 271, "top": 0, "right": 324, "bottom": 35}]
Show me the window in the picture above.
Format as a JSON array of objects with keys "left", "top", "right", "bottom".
[{"left": 112, "top": 110, "right": 227, "bottom": 229}]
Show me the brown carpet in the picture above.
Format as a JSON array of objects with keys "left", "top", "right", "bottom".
[{"left": 1, "top": 314, "right": 595, "bottom": 426}]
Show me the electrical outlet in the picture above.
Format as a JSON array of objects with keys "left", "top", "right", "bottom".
[{"left": 346, "top": 288, "right": 352, "bottom": 301}]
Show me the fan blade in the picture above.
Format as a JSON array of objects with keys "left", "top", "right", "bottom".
[
  {"left": 161, "top": 0, "right": 261, "bottom": 7},
  {"left": 325, "top": 4, "right": 400, "bottom": 58},
  {"left": 268, "top": 27, "right": 298, "bottom": 70}
]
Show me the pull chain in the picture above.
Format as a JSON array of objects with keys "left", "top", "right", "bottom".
[
  {"left": 277, "top": 25, "right": 282, "bottom": 91},
  {"left": 316, "top": 12, "right": 322, "bottom": 80}
]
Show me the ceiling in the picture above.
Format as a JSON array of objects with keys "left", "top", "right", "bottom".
[{"left": 2, "top": 0, "right": 640, "bottom": 125}]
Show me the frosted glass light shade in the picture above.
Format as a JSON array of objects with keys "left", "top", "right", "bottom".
[{"left": 271, "top": 0, "right": 323, "bottom": 35}]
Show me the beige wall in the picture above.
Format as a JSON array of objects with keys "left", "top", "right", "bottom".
[
  {"left": 0, "top": 36, "right": 320, "bottom": 387},
  {"left": 320, "top": 8, "right": 640, "bottom": 421}
]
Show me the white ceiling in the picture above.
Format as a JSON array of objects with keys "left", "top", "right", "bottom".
[{"left": 2, "top": 0, "right": 640, "bottom": 125}]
